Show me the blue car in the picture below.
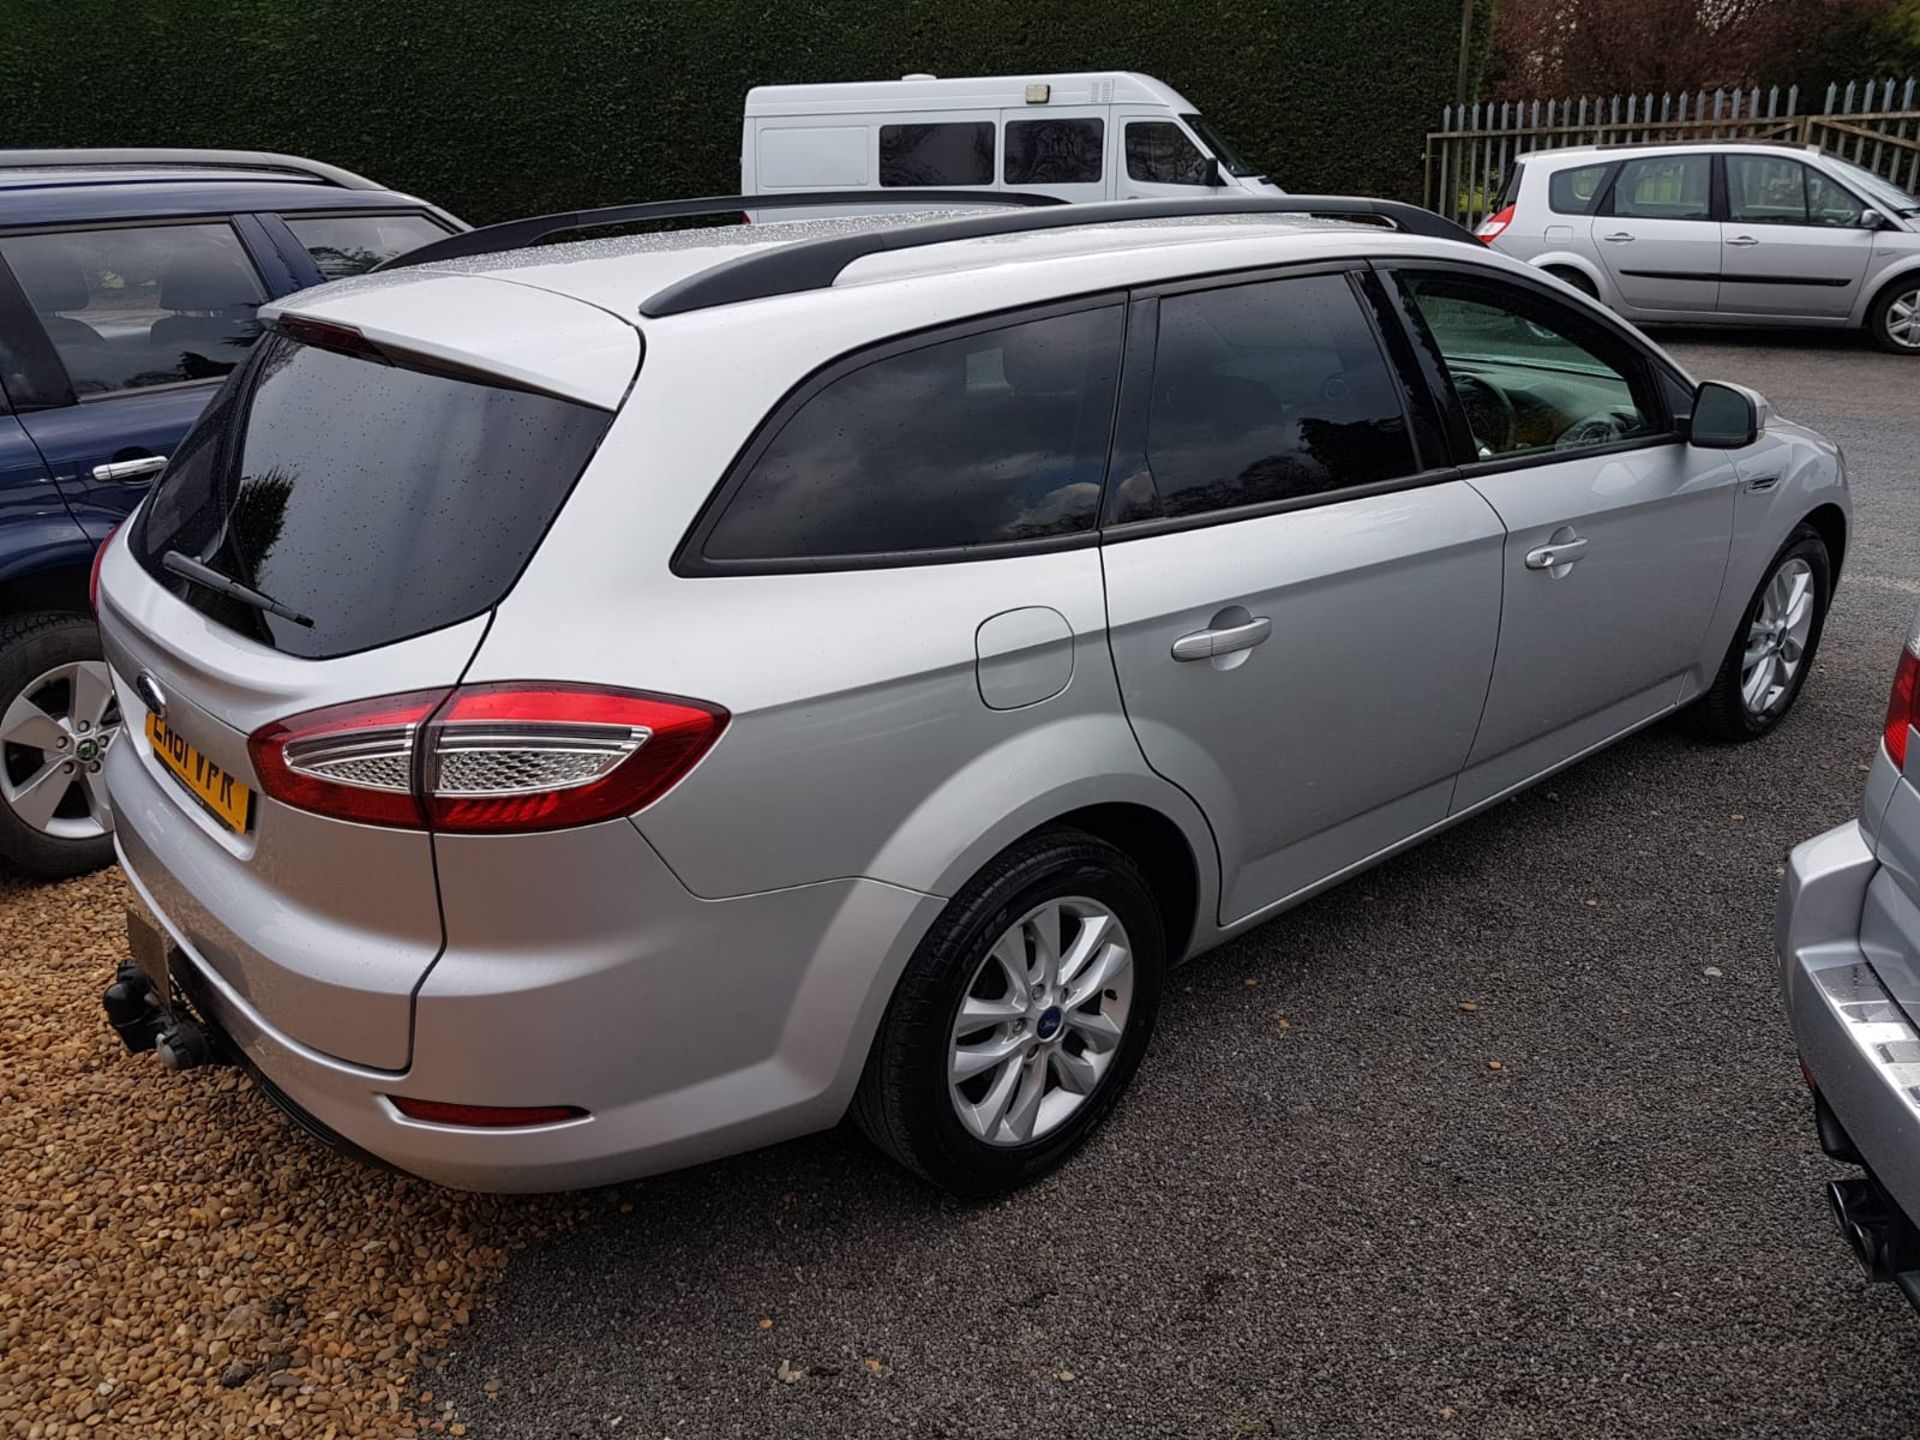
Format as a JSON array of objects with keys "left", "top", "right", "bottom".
[{"left": 0, "top": 149, "right": 462, "bottom": 877}]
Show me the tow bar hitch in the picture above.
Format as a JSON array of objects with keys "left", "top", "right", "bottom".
[{"left": 101, "top": 962, "right": 222, "bottom": 1071}]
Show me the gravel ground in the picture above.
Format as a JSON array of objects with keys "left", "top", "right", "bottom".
[
  {"left": 428, "top": 333, "right": 1920, "bottom": 1439},
  {"left": 4, "top": 333, "right": 1915, "bottom": 1440},
  {"left": 0, "top": 868, "right": 589, "bottom": 1439}
]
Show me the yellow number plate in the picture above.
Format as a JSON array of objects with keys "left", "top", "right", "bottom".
[{"left": 146, "top": 712, "right": 254, "bottom": 833}]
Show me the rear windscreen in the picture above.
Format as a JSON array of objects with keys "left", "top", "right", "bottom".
[{"left": 131, "top": 333, "right": 612, "bottom": 659}]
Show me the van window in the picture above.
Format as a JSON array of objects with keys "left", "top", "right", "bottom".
[
  {"left": 1125, "top": 123, "right": 1212, "bottom": 185},
  {"left": 1547, "top": 162, "right": 1612, "bottom": 215},
  {"left": 879, "top": 123, "right": 994, "bottom": 187},
  {"left": 1004, "top": 118, "right": 1104, "bottom": 186},
  {"left": 1133, "top": 274, "right": 1418, "bottom": 521},
  {"left": 698, "top": 305, "right": 1124, "bottom": 564}
]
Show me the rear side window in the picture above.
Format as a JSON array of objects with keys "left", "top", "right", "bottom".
[
  {"left": 132, "top": 334, "right": 611, "bottom": 658},
  {"left": 1004, "top": 118, "right": 1104, "bottom": 185},
  {"left": 879, "top": 123, "right": 994, "bottom": 187},
  {"left": 1547, "top": 162, "right": 1611, "bottom": 215},
  {"left": 1125, "top": 122, "right": 1212, "bottom": 185},
  {"left": 0, "top": 223, "right": 264, "bottom": 396},
  {"left": 1609, "top": 154, "right": 1711, "bottom": 220},
  {"left": 283, "top": 213, "right": 451, "bottom": 278},
  {"left": 696, "top": 305, "right": 1124, "bottom": 566},
  {"left": 1133, "top": 273, "right": 1419, "bottom": 521}
]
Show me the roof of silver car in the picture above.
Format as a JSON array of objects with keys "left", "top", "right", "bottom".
[{"left": 381, "top": 193, "right": 1474, "bottom": 317}]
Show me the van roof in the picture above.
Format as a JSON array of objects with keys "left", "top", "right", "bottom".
[{"left": 744, "top": 71, "right": 1196, "bottom": 116}]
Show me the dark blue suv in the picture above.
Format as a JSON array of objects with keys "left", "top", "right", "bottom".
[{"left": 0, "top": 149, "right": 462, "bottom": 877}]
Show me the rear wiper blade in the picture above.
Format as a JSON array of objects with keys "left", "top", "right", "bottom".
[{"left": 162, "top": 550, "right": 315, "bottom": 628}]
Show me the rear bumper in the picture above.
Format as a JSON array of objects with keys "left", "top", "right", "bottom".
[
  {"left": 1778, "top": 819, "right": 1920, "bottom": 1231},
  {"left": 115, "top": 823, "right": 945, "bottom": 1193}
]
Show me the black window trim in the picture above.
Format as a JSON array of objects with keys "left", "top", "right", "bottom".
[
  {"left": 1373, "top": 256, "right": 1692, "bottom": 481},
  {"left": 672, "top": 290, "right": 1132, "bottom": 577},
  {"left": 1099, "top": 259, "right": 1463, "bottom": 544},
  {"left": 0, "top": 214, "right": 273, "bottom": 405}
]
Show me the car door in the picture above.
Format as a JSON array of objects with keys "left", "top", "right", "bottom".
[
  {"left": 1100, "top": 267, "right": 1505, "bottom": 925},
  {"left": 1385, "top": 265, "right": 1738, "bottom": 811},
  {"left": 1719, "top": 154, "right": 1878, "bottom": 319},
  {"left": 998, "top": 111, "right": 1108, "bottom": 203},
  {"left": 1115, "top": 113, "right": 1220, "bottom": 200},
  {"left": 0, "top": 218, "right": 276, "bottom": 537},
  {"left": 1593, "top": 152, "right": 1720, "bottom": 316}
]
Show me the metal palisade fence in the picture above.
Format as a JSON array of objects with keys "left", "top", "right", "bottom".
[{"left": 1427, "top": 76, "right": 1920, "bottom": 227}]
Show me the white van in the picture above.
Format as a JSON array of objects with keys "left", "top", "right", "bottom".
[{"left": 741, "top": 71, "right": 1283, "bottom": 210}]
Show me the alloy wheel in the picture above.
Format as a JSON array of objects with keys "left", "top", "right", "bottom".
[
  {"left": 1741, "top": 557, "right": 1816, "bottom": 717},
  {"left": 1886, "top": 287, "right": 1920, "bottom": 351},
  {"left": 0, "top": 661, "right": 120, "bottom": 840},
  {"left": 947, "top": 897, "right": 1134, "bottom": 1147}
]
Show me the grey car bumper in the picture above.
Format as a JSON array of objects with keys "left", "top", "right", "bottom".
[{"left": 1779, "top": 818, "right": 1920, "bottom": 1233}]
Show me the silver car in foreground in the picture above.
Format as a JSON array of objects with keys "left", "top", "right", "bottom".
[
  {"left": 1780, "top": 608, "right": 1920, "bottom": 1306},
  {"left": 1482, "top": 141, "right": 1920, "bottom": 353},
  {"left": 95, "top": 195, "right": 1848, "bottom": 1194}
]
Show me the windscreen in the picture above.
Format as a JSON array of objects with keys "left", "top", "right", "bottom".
[{"left": 131, "top": 332, "right": 612, "bottom": 659}]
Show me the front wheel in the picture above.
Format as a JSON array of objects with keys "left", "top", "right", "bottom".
[
  {"left": 853, "top": 829, "right": 1165, "bottom": 1196},
  {"left": 1867, "top": 279, "right": 1920, "bottom": 355},
  {"left": 1691, "top": 527, "right": 1830, "bottom": 742}
]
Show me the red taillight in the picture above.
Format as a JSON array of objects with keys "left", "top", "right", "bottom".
[
  {"left": 247, "top": 683, "right": 728, "bottom": 834},
  {"left": 1476, "top": 204, "right": 1515, "bottom": 244},
  {"left": 1885, "top": 644, "right": 1920, "bottom": 767},
  {"left": 389, "top": 1097, "right": 586, "bottom": 1128},
  {"left": 89, "top": 522, "right": 123, "bottom": 614}
]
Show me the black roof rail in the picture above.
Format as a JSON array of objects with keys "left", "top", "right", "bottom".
[
  {"left": 640, "top": 195, "right": 1474, "bottom": 317},
  {"left": 372, "top": 190, "right": 1064, "bottom": 272}
]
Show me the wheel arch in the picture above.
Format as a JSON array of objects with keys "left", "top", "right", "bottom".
[
  {"left": 1802, "top": 501, "right": 1848, "bottom": 584},
  {"left": 1527, "top": 252, "right": 1609, "bottom": 303},
  {"left": 1854, "top": 257, "right": 1920, "bottom": 328}
]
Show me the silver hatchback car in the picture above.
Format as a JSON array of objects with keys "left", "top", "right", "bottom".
[
  {"left": 1481, "top": 141, "right": 1920, "bottom": 353},
  {"left": 96, "top": 195, "right": 1849, "bottom": 1194}
]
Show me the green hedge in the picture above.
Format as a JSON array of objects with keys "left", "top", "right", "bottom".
[{"left": 0, "top": 0, "right": 1460, "bottom": 224}]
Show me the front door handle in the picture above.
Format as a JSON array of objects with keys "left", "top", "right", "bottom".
[
  {"left": 92, "top": 455, "right": 169, "bottom": 483},
  {"left": 1525, "top": 537, "right": 1590, "bottom": 570},
  {"left": 1172, "top": 615, "right": 1272, "bottom": 662},
  {"left": 1602, "top": 231, "right": 1635, "bottom": 243},
  {"left": 1726, "top": 234, "right": 1760, "bottom": 247}
]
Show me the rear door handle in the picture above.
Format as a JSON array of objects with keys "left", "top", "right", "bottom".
[
  {"left": 1172, "top": 616, "right": 1273, "bottom": 662},
  {"left": 1602, "top": 232, "right": 1635, "bottom": 243},
  {"left": 92, "top": 455, "right": 168, "bottom": 483},
  {"left": 1525, "top": 537, "right": 1590, "bottom": 570},
  {"left": 1726, "top": 235, "right": 1760, "bottom": 247}
]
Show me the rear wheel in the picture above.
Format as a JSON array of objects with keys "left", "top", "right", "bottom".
[
  {"left": 1546, "top": 265, "right": 1598, "bottom": 300},
  {"left": 853, "top": 829, "right": 1165, "bottom": 1196},
  {"left": 1867, "top": 279, "right": 1920, "bottom": 355},
  {"left": 0, "top": 612, "right": 120, "bottom": 879},
  {"left": 1691, "top": 527, "right": 1830, "bottom": 742}
]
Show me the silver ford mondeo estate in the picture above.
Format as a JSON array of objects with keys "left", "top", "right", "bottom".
[{"left": 94, "top": 195, "right": 1849, "bottom": 1194}]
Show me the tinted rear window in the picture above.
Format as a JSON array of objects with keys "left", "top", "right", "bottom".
[
  {"left": 131, "top": 334, "right": 611, "bottom": 658},
  {"left": 1548, "top": 162, "right": 1612, "bottom": 215},
  {"left": 696, "top": 305, "right": 1124, "bottom": 567},
  {"left": 879, "top": 123, "right": 994, "bottom": 187}
]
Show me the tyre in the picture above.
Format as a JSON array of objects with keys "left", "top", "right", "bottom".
[
  {"left": 1691, "top": 526, "right": 1830, "bottom": 742},
  {"left": 1546, "top": 266, "right": 1598, "bottom": 300},
  {"left": 853, "top": 828, "right": 1165, "bottom": 1196},
  {"left": 1866, "top": 278, "right": 1920, "bottom": 355},
  {"left": 0, "top": 612, "right": 121, "bottom": 879}
]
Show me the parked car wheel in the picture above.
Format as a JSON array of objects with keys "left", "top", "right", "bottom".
[
  {"left": 0, "top": 612, "right": 120, "bottom": 878},
  {"left": 1545, "top": 265, "right": 1598, "bottom": 300},
  {"left": 1867, "top": 279, "right": 1920, "bottom": 355},
  {"left": 1692, "top": 526, "right": 1831, "bottom": 742},
  {"left": 853, "top": 828, "right": 1165, "bottom": 1196}
]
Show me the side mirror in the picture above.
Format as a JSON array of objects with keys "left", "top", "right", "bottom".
[
  {"left": 1689, "top": 380, "right": 1767, "bottom": 449},
  {"left": 1860, "top": 207, "right": 1886, "bottom": 230},
  {"left": 1199, "top": 156, "right": 1223, "bottom": 188}
]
